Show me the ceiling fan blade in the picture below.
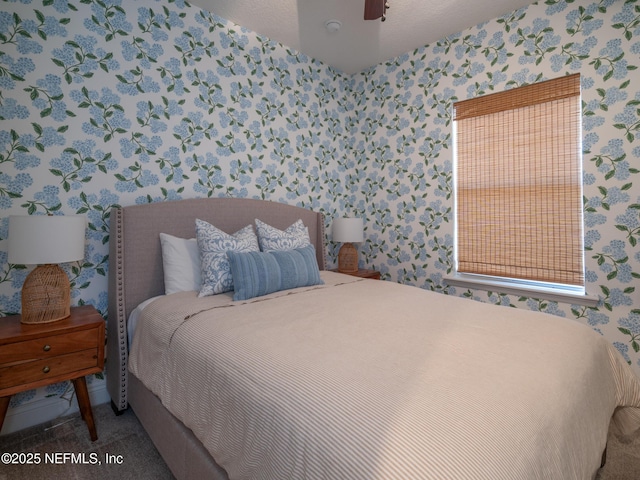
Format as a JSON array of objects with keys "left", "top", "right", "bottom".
[{"left": 364, "top": 0, "right": 385, "bottom": 20}]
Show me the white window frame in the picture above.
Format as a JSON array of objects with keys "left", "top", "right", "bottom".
[{"left": 445, "top": 77, "right": 597, "bottom": 307}]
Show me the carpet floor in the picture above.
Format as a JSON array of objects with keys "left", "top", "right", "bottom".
[
  {"left": 1, "top": 401, "right": 639, "bottom": 479},
  {"left": 0, "top": 402, "right": 173, "bottom": 479}
]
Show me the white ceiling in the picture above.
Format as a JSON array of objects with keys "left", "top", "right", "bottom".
[{"left": 189, "top": 0, "right": 536, "bottom": 74}]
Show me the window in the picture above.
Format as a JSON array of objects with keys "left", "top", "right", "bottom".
[{"left": 448, "top": 74, "right": 596, "bottom": 305}]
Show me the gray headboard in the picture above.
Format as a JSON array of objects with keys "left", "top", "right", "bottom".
[{"left": 107, "top": 197, "right": 326, "bottom": 411}]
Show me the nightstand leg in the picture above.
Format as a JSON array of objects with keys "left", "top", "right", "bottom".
[
  {"left": 0, "top": 396, "right": 10, "bottom": 433},
  {"left": 72, "top": 377, "right": 97, "bottom": 441}
]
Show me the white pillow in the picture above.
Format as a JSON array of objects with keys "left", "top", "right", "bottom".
[{"left": 159, "top": 233, "right": 201, "bottom": 295}]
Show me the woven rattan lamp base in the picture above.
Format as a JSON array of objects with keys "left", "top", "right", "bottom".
[
  {"left": 20, "top": 264, "right": 71, "bottom": 324},
  {"left": 338, "top": 242, "right": 359, "bottom": 274}
]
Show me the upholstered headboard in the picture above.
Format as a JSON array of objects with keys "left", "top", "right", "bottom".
[{"left": 106, "top": 197, "right": 326, "bottom": 411}]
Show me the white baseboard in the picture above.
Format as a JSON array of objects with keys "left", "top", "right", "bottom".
[{"left": 0, "top": 381, "right": 110, "bottom": 436}]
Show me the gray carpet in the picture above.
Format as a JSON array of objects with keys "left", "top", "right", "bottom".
[
  {"left": 1, "top": 401, "right": 639, "bottom": 479},
  {"left": 596, "top": 426, "right": 640, "bottom": 480},
  {"left": 0, "top": 402, "right": 173, "bottom": 479}
]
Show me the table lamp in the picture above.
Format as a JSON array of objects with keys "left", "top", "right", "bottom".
[
  {"left": 332, "top": 217, "right": 364, "bottom": 274},
  {"left": 8, "top": 215, "right": 86, "bottom": 324}
]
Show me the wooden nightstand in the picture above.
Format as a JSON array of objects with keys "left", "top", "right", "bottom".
[
  {"left": 0, "top": 305, "right": 104, "bottom": 441},
  {"left": 330, "top": 268, "right": 381, "bottom": 280}
]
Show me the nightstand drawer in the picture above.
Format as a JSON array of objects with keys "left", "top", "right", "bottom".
[
  {"left": 0, "top": 305, "right": 105, "bottom": 441},
  {"left": 0, "top": 348, "right": 99, "bottom": 390},
  {"left": 0, "top": 328, "right": 98, "bottom": 365}
]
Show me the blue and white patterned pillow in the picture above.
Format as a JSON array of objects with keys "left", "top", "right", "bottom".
[
  {"left": 196, "top": 219, "right": 259, "bottom": 297},
  {"left": 255, "top": 218, "right": 310, "bottom": 252}
]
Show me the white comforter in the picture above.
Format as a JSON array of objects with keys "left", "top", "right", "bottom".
[{"left": 129, "top": 271, "right": 640, "bottom": 479}]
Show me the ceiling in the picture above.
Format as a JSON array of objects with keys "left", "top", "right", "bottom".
[{"left": 189, "top": 0, "right": 536, "bottom": 74}]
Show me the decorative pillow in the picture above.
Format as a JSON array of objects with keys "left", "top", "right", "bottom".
[
  {"left": 255, "top": 218, "right": 310, "bottom": 252},
  {"left": 196, "top": 219, "right": 259, "bottom": 297},
  {"left": 159, "top": 233, "right": 201, "bottom": 295},
  {"left": 227, "top": 244, "right": 323, "bottom": 301}
]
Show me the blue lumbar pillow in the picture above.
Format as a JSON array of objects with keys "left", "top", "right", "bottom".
[{"left": 227, "top": 244, "right": 323, "bottom": 301}]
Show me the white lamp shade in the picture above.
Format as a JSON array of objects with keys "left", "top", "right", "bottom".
[
  {"left": 8, "top": 215, "right": 86, "bottom": 265},
  {"left": 332, "top": 217, "right": 364, "bottom": 243}
]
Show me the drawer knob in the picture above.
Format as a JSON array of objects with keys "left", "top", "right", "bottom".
[
  {"left": 43, "top": 366, "right": 50, "bottom": 374},
  {"left": 43, "top": 344, "right": 51, "bottom": 352}
]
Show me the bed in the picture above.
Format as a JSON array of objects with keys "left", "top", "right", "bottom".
[{"left": 107, "top": 197, "right": 640, "bottom": 480}]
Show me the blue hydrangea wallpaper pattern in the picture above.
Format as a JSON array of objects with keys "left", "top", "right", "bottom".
[{"left": 0, "top": 0, "right": 638, "bottom": 414}]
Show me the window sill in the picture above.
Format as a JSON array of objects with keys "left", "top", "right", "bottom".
[{"left": 444, "top": 274, "right": 599, "bottom": 307}]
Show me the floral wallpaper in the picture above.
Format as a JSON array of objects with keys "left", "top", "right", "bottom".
[{"left": 0, "top": 0, "right": 638, "bottom": 415}]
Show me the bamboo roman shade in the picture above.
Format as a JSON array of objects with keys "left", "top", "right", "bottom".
[{"left": 453, "top": 73, "right": 584, "bottom": 286}]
